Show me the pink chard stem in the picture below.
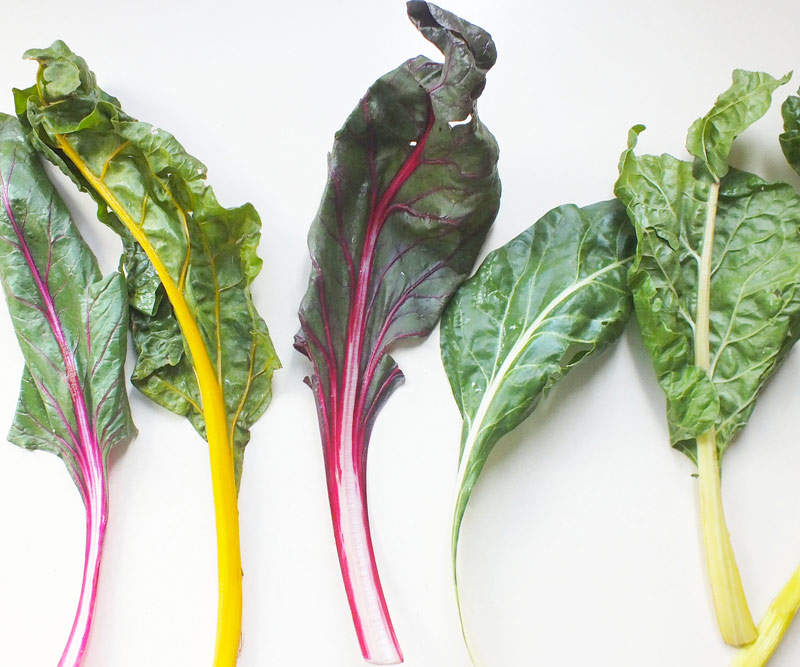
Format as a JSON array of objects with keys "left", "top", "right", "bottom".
[
  {"left": 297, "top": 4, "right": 499, "bottom": 663},
  {"left": 58, "top": 473, "right": 107, "bottom": 667},
  {"left": 326, "top": 429, "right": 402, "bottom": 665},
  {"left": 3, "top": 153, "right": 110, "bottom": 667},
  {"left": 322, "top": 110, "right": 434, "bottom": 667}
]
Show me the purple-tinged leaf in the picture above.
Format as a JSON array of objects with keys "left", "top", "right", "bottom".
[
  {"left": 295, "top": 3, "right": 500, "bottom": 662},
  {"left": 0, "top": 113, "right": 134, "bottom": 666}
]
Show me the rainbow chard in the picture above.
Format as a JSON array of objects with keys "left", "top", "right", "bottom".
[
  {"left": 295, "top": 2, "right": 500, "bottom": 663},
  {"left": 15, "top": 42, "right": 279, "bottom": 666},
  {"left": 0, "top": 114, "right": 134, "bottom": 666},
  {"left": 440, "top": 200, "right": 634, "bottom": 660},
  {"left": 615, "top": 70, "right": 800, "bottom": 648}
]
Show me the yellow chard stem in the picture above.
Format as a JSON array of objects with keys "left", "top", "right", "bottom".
[
  {"left": 696, "top": 427, "right": 755, "bottom": 645},
  {"left": 733, "top": 565, "right": 800, "bottom": 667},
  {"left": 694, "top": 181, "right": 755, "bottom": 646},
  {"left": 57, "top": 135, "right": 243, "bottom": 666}
]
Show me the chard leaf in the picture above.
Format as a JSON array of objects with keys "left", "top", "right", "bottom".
[
  {"left": 0, "top": 113, "right": 134, "bottom": 487},
  {"left": 440, "top": 200, "right": 634, "bottom": 649},
  {"left": 615, "top": 70, "right": 796, "bottom": 647},
  {"left": 616, "top": 75, "right": 800, "bottom": 461},
  {"left": 781, "top": 89, "right": 800, "bottom": 174},
  {"left": 732, "top": 85, "right": 800, "bottom": 667},
  {"left": 687, "top": 69, "right": 791, "bottom": 181},
  {"left": 0, "top": 113, "right": 134, "bottom": 663},
  {"left": 294, "top": 2, "right": 500, "bottom": 662},
  {"left": 16, "top": 41, "right": 280, "bottom": 663},
  {"left": 15, "top": 40, "right": 280, "bottom": 488}
]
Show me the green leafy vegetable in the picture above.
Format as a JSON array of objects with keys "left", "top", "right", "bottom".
[
  {"left": 0, "top": 113, "right": 134, "bottom": 666},
  {"left": 14, "top": 41, "right": 280, "bottom": 666},
  {"left": 440, "top": 200, "right": 634, "bottom": 659},
  {"left": 733, "top": 86, "right": 800, "bottom": 667},
  {"left": 781, "top": 90, "right": 800, "bottom": 173},
  {"left": 615, "top": 69, "right": 797, "bottom": 647},
  {"left": 295, "top": 2, "right": 500, "bottom": 662}
]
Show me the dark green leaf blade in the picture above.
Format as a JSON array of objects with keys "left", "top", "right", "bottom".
[
  {"left": 617, "top": 120, "right": 800, "bottom": 461},
  {"left": 87, "top": 272, "right": 136, "bottom": 454},
  {"left": 0, "top": 113, "right": 135, "bottom": 663},
  {"left": 0, "top": 112, "right": 134, "bottom": 492},
  {"left": 781, "top": 90, "right": 800, "bottom": 175},
  {"left": 441, "top": 200, "right": 634, "bottom": 558},
  {"left": 9, "top": 367, "right": 69, "bottom": 456},
  {"left": 708, "top": 169, "right": 800, "bottom": 447}
]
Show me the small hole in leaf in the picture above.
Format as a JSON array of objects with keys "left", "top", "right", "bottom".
[
  {"left": 448, "top": 114, "right": 473, "bottom": 128},
  {"left": 409, "top": 141, "right": 417, "bottom": 147}
]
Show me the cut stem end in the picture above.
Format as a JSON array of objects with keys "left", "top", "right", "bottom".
[
  {"left": 696, "top": 428, "right": 756, "bottom": 646},
  {"left": 733, "top": 562, "right": 800, "bottom": 667}
]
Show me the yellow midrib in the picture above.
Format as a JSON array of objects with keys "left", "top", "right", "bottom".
[{"left": 56, "top": 134, "right": 242, "bottom": 667}]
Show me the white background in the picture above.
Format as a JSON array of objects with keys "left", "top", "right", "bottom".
[{"left": 0, "top": 1, "right": 800, "bottom": 665}]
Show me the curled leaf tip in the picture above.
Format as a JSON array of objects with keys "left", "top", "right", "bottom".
[
  {"left": 23, "top": 39, "right": 73, "bottom": 62},
  {"left": 687, "top": 69, "right": 790, "bottom": 181},
  {"left": 406, "top": 1, "right": 496, "bottom": 120},
  {"left": 297, "top": 4, "right": 499, "bottom": 661},
  {"left": 407, "top": 2, "right": 496, "bottom": 69},
  {"left": 627, "top": 124, "right": 645, "bottom": 148}
]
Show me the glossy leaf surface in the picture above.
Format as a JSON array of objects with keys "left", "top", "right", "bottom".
[
  {"left": 441, "top": 200, "right": 634, "bottom": 561},
  {"left": 295, "top": 2, "right": 500, "bottom": 662}
]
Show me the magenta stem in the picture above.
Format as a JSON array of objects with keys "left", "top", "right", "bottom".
[
  {"left": 2, "top": 159, "right": 108, "bottom": 667},
  {"left": 318, "top": 102, "right": 436, "bottom": 664},
  {"left": 58, "top": 474, "right": 107, "bottom": 667}
]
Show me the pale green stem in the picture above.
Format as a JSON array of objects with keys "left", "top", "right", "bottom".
[
  {"left": 453, "top": 568, "right": 481, "bottom": 667},
  {"left": 450, "top": 258, "right": 630, "bottom": 666},
  {"left": 694, "top": 181, "right": 755, "bottom": 646}
]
